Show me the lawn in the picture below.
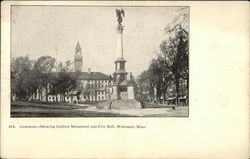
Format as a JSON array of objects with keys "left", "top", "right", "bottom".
[{"left": 11, "top": 101, "right": 188, "bottom": 117}]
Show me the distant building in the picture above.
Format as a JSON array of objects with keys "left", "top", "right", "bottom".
[
  {"left": 166, "top": 78, "right": 188, "bottom": 105},
  {"left": 139, "top": 77, "right": 188, "bottom": 105},
  {"left": 46, "top": 41, "right": 109, "bottom": 103},
  {"left": 72, "top": 71, "right": 109, "bottom": 103}
]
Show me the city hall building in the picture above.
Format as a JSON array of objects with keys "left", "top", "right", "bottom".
[{"left": 47, "top": 41, "right": 110, "bottom": 103}]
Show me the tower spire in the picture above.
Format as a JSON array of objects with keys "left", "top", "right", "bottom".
[
  {"left": 74, "top": 41, "right": 83, "bottom": 72},
  {"left": 75, "top": 40, "right": 82, "bottom": 55}
]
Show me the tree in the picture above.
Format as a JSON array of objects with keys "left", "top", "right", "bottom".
[
  {"left": 159, "top": 7, "right": 189, "bottom": 105},
  {"left": 157, "top": 56, "right": 174, "bottom": 102},
  {"left": 56, "top": 60, "right": 73, "bottom": 72},
  {"left": 50, "top": 60, "right": 76, "bottom": 103},
  {"left": 11, "top": 56, "right": 77, "bottom": 103},
  {"left": 136, "top": 7, "right": 189, "bottom": 106},
  {"left": 147, "top": 59, "right": 163, "bottom": 101},
  {"left": 135, "top": 70, "right": 150, "bottom": 102},
  {"left": 51, "top": 71, "right": 76, "bottom": 102},
  {"left": 11, "top": 55, "right": 34, "bottom": 101},
  {"left": 33, "top": 56, "right": 56, "bottom": 102},
  {"left": 147, "top": 57, "right": 173, "bottom": 103}
]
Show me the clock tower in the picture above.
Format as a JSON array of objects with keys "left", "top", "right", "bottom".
[{"left": 74, "top": 41, "right": 83, "bottom": 72}]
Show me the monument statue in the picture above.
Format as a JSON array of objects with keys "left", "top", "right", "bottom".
[
  {"left": 97, "top": 8, "right": 141, "bottom": 109},
  {"left": 116, "top": 9, "right": 125, "bottom": 25},
  {"left": 130, "top": 72, "right": 135, "bottom": 81}
]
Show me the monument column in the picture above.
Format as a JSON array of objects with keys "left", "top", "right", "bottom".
[
  {"left": 113, "top": 9, "right": 128, "bottom": 89},
  {"left": 116, "top": 25, "right": 124, "bottom": 59},
  {"left": 98, "top": 9, "right": 142, "bottom": 109}
]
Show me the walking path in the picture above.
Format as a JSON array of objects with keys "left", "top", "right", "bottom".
[{"left": 74, "top": 103, "right": 188, "bottom": 117}]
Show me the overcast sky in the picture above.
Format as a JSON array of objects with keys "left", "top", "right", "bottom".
[{"left": 12, "top": 6, "right": 184, "bottom": 76}]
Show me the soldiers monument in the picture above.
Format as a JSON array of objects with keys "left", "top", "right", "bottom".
[{"left": 98, "top": 9, "right": 142, "bottom": 109}]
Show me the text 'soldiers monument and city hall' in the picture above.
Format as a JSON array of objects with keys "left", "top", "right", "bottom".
[{"left": 98, "top": 9, "right": 142, "bottom": 109}]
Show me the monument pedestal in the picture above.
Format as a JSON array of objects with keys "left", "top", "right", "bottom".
[
  {"left": 127, "top": 85, "right": 135, "bottom": 100},
  {"left": 110, "top": 85, "right": 118, "bottom": 100}
]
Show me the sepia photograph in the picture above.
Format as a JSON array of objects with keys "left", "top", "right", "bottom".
[
  {"left": 11, "top": 6, "right": 189, "bottom": 117},
  {"left": 1, "top": 1, "right": 249, "bottom": 159}
]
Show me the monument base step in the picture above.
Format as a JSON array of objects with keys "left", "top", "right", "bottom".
[{"left": 97, "top": 99, "right": 142, "bottom": 109}]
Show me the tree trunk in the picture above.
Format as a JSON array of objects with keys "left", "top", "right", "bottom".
[
  {"left": 45, "top": 84, "right": 48, "bottom": 102},
  {"left": 63, "top": 92, "right": 65, "bottom": 102},
  {"left": 20, "top": 90, "right": 22, "bottom": 101},
  {"left": 175, "top": 77, "right": 179, "bottom": 106},
  {"left": 157, "top": 86, "right": 161, "bottom": 103},
  {"left": 163, "top": 90, "right": 166, "bottom": 103},
  {"left": 26, "top": 89, "right": 28, "bottom": 101},
  {"left": 60, "top": 94, "right": 63, "bottom": 106}
]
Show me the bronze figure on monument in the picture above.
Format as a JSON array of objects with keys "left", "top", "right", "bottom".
[{"left": 116, "top": 9, "right": 125, "bottom": 25}]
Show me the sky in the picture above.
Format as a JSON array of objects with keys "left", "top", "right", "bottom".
[{"left": 12, "top": 6, "right": 184, "bottom": 77}]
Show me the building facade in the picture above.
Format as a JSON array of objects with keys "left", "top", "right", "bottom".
[
  {"left": 165, "top": 78, "right": 188, "bottom": 105},
  {"left": 73, "top": 71, "right": 109, "bottom": 103},
  {"left": 46, "top": 41, "right": 110, "bottom": 103},
  {"left": 139, "top": 78, "right": 188, "bottom": 105}
]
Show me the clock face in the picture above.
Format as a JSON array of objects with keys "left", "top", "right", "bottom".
[{"left": 76, "top": 62, "right": 81, "bottom": 68}]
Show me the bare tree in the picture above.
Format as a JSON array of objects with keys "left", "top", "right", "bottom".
[{"left": 160, "top": 8, "right": 189, "bottom": 105}]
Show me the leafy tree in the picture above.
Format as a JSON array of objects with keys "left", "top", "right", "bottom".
[
  {"left": 33, "top": 56, "right": 56, "bottom": 102},
  {"left": 147, "top": 59, "right": 163, "bottom": 101},
  {"left": 11, "top": 55, "right": 34, "bottom": 101},
  {"left": 147, "top": 57, "right": 173, "bottom": 103},
  {"left": 56, "top": 60, "right": 73, "bottom": 72},
  {"left": 51, "top": 71, "right": 76, "bottom": 102},
  {"left": 50, "top": 60, "right": 76, "bottom": 103},
  {"left": 157, "top": 56, "right": 174, "bottom": 102},
  {"left": 135, "top": 70, "right": 149, "bottom": 102},
  {"left": 11, "top": 56, "right": 77, "bottom": 103}
]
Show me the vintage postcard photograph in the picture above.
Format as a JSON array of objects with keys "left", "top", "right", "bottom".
[
  {"left": 1, "top": 1, "right": 249, "bottom": 159},
  {"left": 11, "top": 6, "right": 189, "bottom": 117}
]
